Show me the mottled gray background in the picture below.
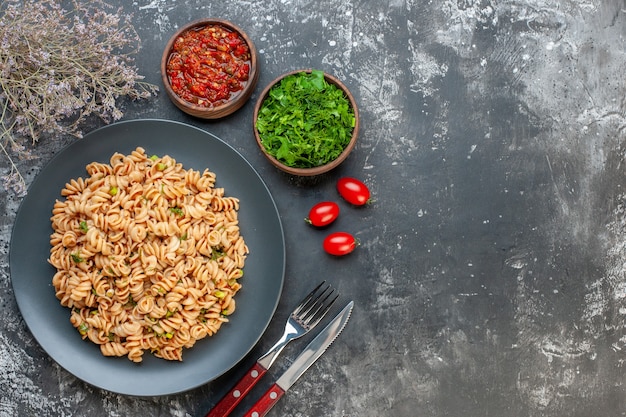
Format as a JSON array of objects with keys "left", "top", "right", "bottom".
[{"left": 1, "top": 0, "right": 626, "bottom": 416}]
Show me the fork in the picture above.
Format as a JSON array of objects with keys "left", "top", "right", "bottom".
[{"left": 205, "top": 281, "right": 338, "bottom": 417}]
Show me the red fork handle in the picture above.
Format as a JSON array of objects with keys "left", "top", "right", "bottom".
[
  {"left": 242, "top": 383, "right": 285, "bottom": 417},
  {"left": 205, "top": 362, "right": 268, "bottom": 417}
]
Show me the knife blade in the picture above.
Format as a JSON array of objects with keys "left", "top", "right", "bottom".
[{"left": 242, "top": 300, "right": 353, "bottom": 417}]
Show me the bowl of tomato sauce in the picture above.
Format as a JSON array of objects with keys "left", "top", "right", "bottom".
[{"left": 161, "top": 19, "right": 259, "bottom": 119}]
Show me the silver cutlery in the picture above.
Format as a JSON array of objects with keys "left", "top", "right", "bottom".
[
  {"left": 206, "top": 281, "right": 338, "bottom": 417},
  {"left": 242, "top": 300, "right": 353, "bottom": 417}
]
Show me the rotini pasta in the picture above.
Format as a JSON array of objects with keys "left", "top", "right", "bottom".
[{"left": 49, "top": 147, "right": 248, "bottom": 362}]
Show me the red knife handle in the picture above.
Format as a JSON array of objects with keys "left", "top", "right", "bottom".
[
  {"left": 242, "top": 383, "right": 285, "bottom": 417},
  {"left": 205, "top": 362, "right": 268, "bottom": 417}
]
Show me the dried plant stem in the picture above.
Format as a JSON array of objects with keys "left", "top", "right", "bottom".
[
  {"left": 0, "top": 0, "right": 158, "bottom": 195},
  {"left": 0, "top": 102, "right": 25, "bottom": 194}
]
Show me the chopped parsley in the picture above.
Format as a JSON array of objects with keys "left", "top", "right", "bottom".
[
  {"left": 78, "top": 322, "right": 89, "bottom": 335},
  {"left": 211, "top": 247, "right": 225, "bottom": 260},
  {"left": 71, "top": 252, "right": 84, "bottom": 263},
  {"left": 169, "top": 206, "right": 184, "bottom": 216},
  {"left": 256, "top": 70, "right": 356, "bottom": 168}
]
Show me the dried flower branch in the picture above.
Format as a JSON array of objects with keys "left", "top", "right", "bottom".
[{"left": 0, "top": 0, "right": 158, "bottom": 195}]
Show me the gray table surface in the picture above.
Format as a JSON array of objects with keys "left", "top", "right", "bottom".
[{"left": 2, "top": 0, "right": 626, "bottom": 416}]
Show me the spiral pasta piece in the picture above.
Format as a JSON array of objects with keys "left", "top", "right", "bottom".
[{"left": 49, "top": 147, "right": 248, "bottom": 362}]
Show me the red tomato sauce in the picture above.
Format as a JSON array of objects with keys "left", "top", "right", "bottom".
[{"left": 166, "top": 24, "right": 251, "bottom": 107}]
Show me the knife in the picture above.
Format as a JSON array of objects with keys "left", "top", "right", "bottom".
[{"left": 242, "top": 300, "right": 353, "bottom": 417}]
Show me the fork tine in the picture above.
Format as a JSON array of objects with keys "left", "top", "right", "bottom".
[
  {"left": 292, "top": 281, "right": 330, "bottom": 316},
  {"left": 292, "top": 281, "right": 338, "bottom": 331},
  {"left": 303, "top": 291, "right": 338, "bottom": 329}
]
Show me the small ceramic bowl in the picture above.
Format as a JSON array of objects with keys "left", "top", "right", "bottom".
[
  {"left": 253, "top": 70, "right": 359, "bottom": 176},
  {"left": 161, "top": 18, "right": 259, "bottom": 119}
]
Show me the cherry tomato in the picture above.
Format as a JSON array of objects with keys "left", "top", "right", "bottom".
[
  {"left": 323, "top": 232, "right": 358, "bottom": 256},
  {"left": 305, "top": 201, "right": 340, "bottom": 227},
  {"left": 337, "top": 177, "right": 371, "bottom": 206}
]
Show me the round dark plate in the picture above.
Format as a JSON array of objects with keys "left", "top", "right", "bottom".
[{"left": 9, "top": 119, "right": 285, "bottom": 396}]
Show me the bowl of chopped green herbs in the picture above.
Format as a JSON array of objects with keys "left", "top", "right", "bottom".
[{"left": 253, "top": 69, "right": 359, "bottom": 176}]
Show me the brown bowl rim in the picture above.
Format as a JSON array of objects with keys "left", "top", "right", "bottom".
[
  {"left": 253, "top": 69, "right": 360, "bottom": 176},
  {"left": 161, "top": 18, "right": 259, "bottom": 119}
]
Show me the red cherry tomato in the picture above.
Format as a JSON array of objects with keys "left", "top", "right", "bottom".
[
  {"left": 337, "top": 177, "right": 371, "bottom": 206},
  {"left": 323, "top": 232, "right": 358, "bottom": 256},
  {"left": 305, "top": 201, "right": 340, "bottom": 227}
]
